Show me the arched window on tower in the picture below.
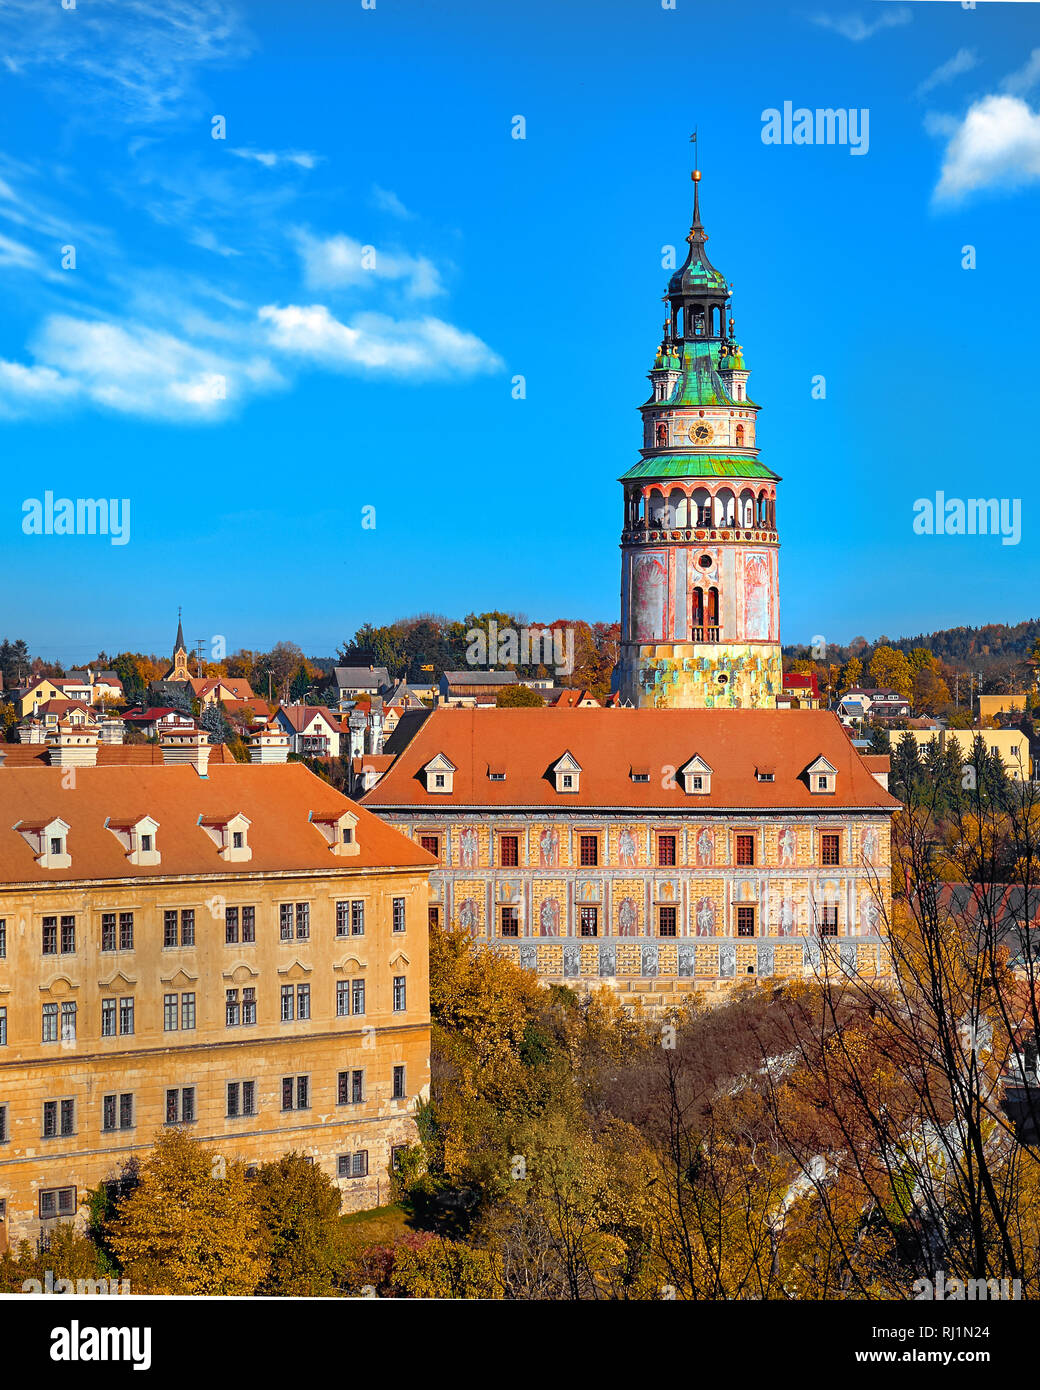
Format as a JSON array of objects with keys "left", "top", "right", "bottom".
[
  {"left": 707, "top": 587, "right": 720, "bottom": 639},
  {"left": 691, "top": 588, "right": 704, "bottom": 640},
  {"left": 656, "top": 422, "right": 668, "bottom": 447},
  {"left": 735, "top": 424, "right": 745, "bottom": 446}
]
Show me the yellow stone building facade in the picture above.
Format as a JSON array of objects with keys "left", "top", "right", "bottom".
[{"left": 0, "top": 749, "right": 434, "bottom": 1247}]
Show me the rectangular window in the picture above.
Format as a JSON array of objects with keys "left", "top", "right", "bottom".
[
  {"left": 119, "top": 997, "right": 134, "bottom": 1036},
  {"left": 226, "top": 989, "right": 240, "bottom": 1027},
  {"left": 104, "top": 1094, "right": 133, "bottom": 1132},
  {"left": 43, "top": 1100, "right": 57, "bottom": 1137},
  {"left": 821, "top": 833, "right": 841, "bottom": 867},
  {"left": 501, "top": 905, "right": 519, "bottom": 938},
  {"left": 736, "top": 834, "right": 755, "bottom": 867},
  {"left": 281, "top": 985, "right": 294, "bottom": 1022},
  {"left": 163, "top": 910, "right": 178, "bottom": 948},
  {"left": 101, "top": 998, "right": 116, "bottom": 1037},
  {"left": 0, "top": 1104, "right": 7, "bottom": 1142},
  {"left": 820, "top": 905, "right": 839, "bottom": 937},
  {"left": 393, "top": 976, "right": 406, "bottom": 1012},
  {"left": 60, "top": 916, "right": 76, "bottom": 953},
  {"left": 119, "top": 912, "right": 134, "bottom": 951},
  {"left": 101, "top": 913, "right": 116, "bottom": 952},
  {"left": 39, "top": 1187, "right": 76, "bottom": 1219},
  {"left": 336, "top": 980, "right": 349, "bottom": 1016},
  {"left": 500, "top": 835, "right": 519, "bottom": 867},
  {"left": 338, "top": 1069, "right": 365, "bottom": 1105},
  {"left": 103, "top": 1095, "right": 118, "bottom": 1131},
  {"left": 61, "top": 1001, "right": 76, "bottom": 1042},
  {"left": 297, "top": 984, "right": 310, "bottom": 1020},
  {"left": 352, "top": 979, "right": 366, "bottom": 1016},
  {"left": 242, "top": 987, "right": 256, "bottom": 1026},
  {"left": 42, "top": 917, "right": 57, "bottom": 955},
  {"left": 181, "top": 909, "right": 195, "bottom": 946},
  {"left": 242, "top": 906, "right": 255, "bottom": 943},
  {"left": 60, "top": 1099, "right": 74, "bottom": 1136},
  {"left": 351, "top": 900, "right": 365, "bottom": 936},
  {"left": 296, "top": 903, "right": 310, "bottom": 941},
  {"left": 428, "top": 906, "right": 440, "bottom": 930},
  {"left": 0, "top": 919, "right": 5, "bottom": 958},
  {"left": 393, "top": 1064, "right": 406, "bottom": 1100},
  {"left": 579, "top": 834, "right": 599, "bottom": 867},
  {"left": 297, "top": 1076, "right": 309, "bottom": 1110},
  {"left": 180, "top": 1087, "right": 195, "bottom": 1123},
  {"left": 225, "top": 907, "right": 239, "bottom": 944},
  {"left": 657, "top": 835, "right": 677, "bottom": 867},
  {"left": 737, "top": 906, "right": 756, "bottom": 938},
  {"left": 0, "top": 1006, "right": 6, "bottom": 1047},
  {"left": 579, "top": 906, "right": 599, "bottom": 938},
  {"left": 163, "top": 994, "right": 178, "bottom": 1031},
  {"left": 392, "top": 898, "right": 406, "bottom": 933},
  {"left": 419, "top": 834, "right": 440, "bottom": 858},
  {"left": 338, "top": 1151, "right": 369, "bottom": 1179},
  {"left": 119, "top": 1093, "right": 133, "bottom": 1130},
  {"left": 658, "top": 905, "right": 677, "bottom": 937},
  {"left": 242, "top": 1080, "right": 256, "bottom": 1116},
  {"left": 336, "top": 901, "right": 349, "bottom": 937},
  {"left": 226, "top": 1082, "right": 240, "bottom": 1119},
  {"left": 181, "top": 994, "right": 196, "bottom": 1031},
  {"left": 42, "top": 1002, "right": 58, "bottom": 1043},
  {"left": 165, "top": 1089, "right": 179, "bottom": 1124},
  {"left": 280, "top": 903, "right": 293, "bottom": 941}
]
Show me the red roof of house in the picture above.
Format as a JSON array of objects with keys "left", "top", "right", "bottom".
[
  {"left": 277, "top": 704, "right": 342, "bottom": 733},
  {"left": 362, "top": 708, "right": 901, "bottom": 812},
  {"left": 0, "top": 744, "right": 234, "bottom": 767},
  {"left": 0, "top": 763, "right": 433, "bottom": 883},
  {"left": 782, "top": 672, "right": 820, "bottom": 696}
]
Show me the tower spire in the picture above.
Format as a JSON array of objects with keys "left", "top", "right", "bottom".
[{"left": 175, "top": 606, "right": 185, "bottom": 654}]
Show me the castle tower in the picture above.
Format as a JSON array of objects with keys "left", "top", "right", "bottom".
[
  {"left": 165, "top": 608, "right": 190, "bottom": 683},
  {"left": 617, "top": 166, "right": 782, "bottom": 709}
]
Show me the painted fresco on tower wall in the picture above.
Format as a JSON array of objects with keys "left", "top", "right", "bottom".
[
  {"left": 617, "top": 897, "right": 639, "bottom": 936},
  {"left": 695, "top": 826, "right": 714, "bottom": 866},
  {"left": 743, "top": 551, "right": 771, "bottom": 640},
  {"left": 631, "top": 551, "right": 668, "bottom": 641}
]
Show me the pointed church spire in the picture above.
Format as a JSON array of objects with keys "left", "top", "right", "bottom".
[{"left": 174, "top": 607, "right": 185, "bottom": 655}]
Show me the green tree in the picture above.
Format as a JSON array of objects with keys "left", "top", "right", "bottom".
[
  {"left": 868, "top": 645, "right": 914, "bottom": 700},
  {"left": 253, "top": 1152, "right": 346, "bottom": 1296},
  {"left": 496, "top": 684, "right": 544, "bottom": 707}
]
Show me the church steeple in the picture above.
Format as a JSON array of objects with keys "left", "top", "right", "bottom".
[
  {"left": 165, "top": 607, "right": 190, "bottom": 683},
  {"left": 615, "top": 152, "right": 783, "bottom": 710},
  {"left": 174, "top": 607, "right": 186, "bottom": 657}
]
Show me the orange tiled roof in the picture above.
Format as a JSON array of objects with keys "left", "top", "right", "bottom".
[
  {"left": 0, "top": 744, "right": 235, "bottom": 768},
  {"left": 0, "top": 762, "right": 433, "bottom": 883},
  {"left": 362, "top": 708, "right": 902, "bottom": 812}
]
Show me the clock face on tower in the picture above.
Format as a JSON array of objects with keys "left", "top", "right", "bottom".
[{"left": 690, "top": 422, "right": 714, "bottom": 444}]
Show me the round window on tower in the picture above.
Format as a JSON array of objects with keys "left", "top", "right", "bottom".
[
  {"left": 717, "top": 673, "right": 729, "bottom": 685},
  {"left": 698, "top": 555, "right": 713, "bottom": 569}
]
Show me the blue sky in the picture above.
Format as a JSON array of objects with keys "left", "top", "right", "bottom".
[{"left": 1, "top": 0, "right": 1038, "bottom": 664}]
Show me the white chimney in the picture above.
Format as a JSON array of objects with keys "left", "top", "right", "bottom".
[
  {"left": 47, "top": 722, "right": 100, "bottom": 768},
  {"left": 249, "top": 722, "right": 290, "bottom": 764},
  {"left": 160, "top": 728, "right": 212, "bottom": 777}
]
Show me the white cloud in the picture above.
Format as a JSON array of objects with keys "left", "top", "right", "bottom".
[
  {"left": 1002, "top": 48, "right": 1040, "bottom": 97},
  {"left": 0, "top": 360, "right": 77, "bottom": 416},
  {"left": 372, "top": 186, "right": 414, "bottom": 220},
  {"left": 810, "top": 7, "right": 911, "bottom": 41},
  {"left": 190, "top": 228, "right": 242, "bottom": 257},
  {"left": 0, "top": 231, "right": 43, "bottom": 272},
  {"left": 917, "top": 49, "right": 978, "bottom": 99},
  {"left": 293, "top": 229, "right": 444, "bottom": 298},
  {"left": 0, "top": 0, "right": 253, "bottom": 123},
  {"left": 230, "top": 148, "right": 323, "bottom": 171},
  {"left": 931, "top": 94, "right": 1040, "bottom": 204},
  {"left": 0, "top": 314, "right": 283, "bottom": 421},
  {"left": 259, "top": 303, "right": 502, "bottom": 379}
]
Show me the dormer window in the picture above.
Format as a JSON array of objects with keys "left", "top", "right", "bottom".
[
  {"left": 423, "top": 754, "right": 456, "bottom": 794},
  {"left": 631, "top": 766, "right": 650, "bottom": 783},
  {"left": 488, "top": 762, "right": 506, "bottom": 782},
  {"left": 755, "top": 766, "right": 775, "bottom": 783},
  {"left": 678, "top": 755, "right": 712, "bottom": 795},
  {"left": 199, "top": 812, "right": 252, "bottom": 863},
  {"left": 107, "top": 815, "right": 161, "bottom": 867},
  {"left": 310, "top": 809, "right": 359, "bottom": 858},
  {"left": 16, "top": 817, "right": 72, "bottom": 871},
  {"left": 806, "top": 756, "right": 838, "bottom": 795},
  {"left": 552, "top": 752, "right": 582, "bottom": 794}
]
